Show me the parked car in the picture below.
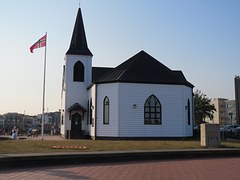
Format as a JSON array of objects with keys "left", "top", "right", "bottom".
[
  {"left": 235, "top": 127, "right": 240, "bottom": 135},
  {"left": 220, "top": 127, "right": 225, "bottom": 132},
  {"left": 220, "top": 125, "right": 239, "bottom": 133}
]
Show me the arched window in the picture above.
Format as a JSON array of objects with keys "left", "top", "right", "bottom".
[
  {"left": 89, "top": 99, "right": 93, "bottom": 125},
  {"left": 103, "top": 96, "right": 110, "bottom": 124},
  {"left": 73, "top": 61, "right": 84, "bottom": 82},
  {"left": 87, "top": 100, "right": 89, "bottom": 125},
  {"left": 187, "top": 99, "right": 191, "bottom": 125},
  {"left": 144, "top": 95, "right": 161, "bottom": 125}
]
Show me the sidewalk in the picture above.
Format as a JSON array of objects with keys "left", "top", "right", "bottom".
[
  {"left": 26, "top": 135, "right": 65, "bottom": 141},
  {"left": 0, "top": 134, "right": 65, "bottom": 140}
]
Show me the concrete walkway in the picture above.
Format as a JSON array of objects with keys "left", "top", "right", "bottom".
[{"left": 0, "top": 135, "right": 65, "bottom": 140}]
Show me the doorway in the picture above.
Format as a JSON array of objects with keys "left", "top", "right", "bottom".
[{"left": 71, "top": 113, "right": 82, "bottom": 139}]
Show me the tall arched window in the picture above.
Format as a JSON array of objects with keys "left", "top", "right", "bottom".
[
  {"left": 103, "top": 96, "right": 109, "bottom": 124},
  {"left": 73, "top": 61, "right": 84, "bottom": 82},
  {"left": 89, "top": 99, "right": 93, "bottom": 125},
  {"left": 87, "top": 100, "right": 89, "bottom": 125},
  {"left": 187, "top": 99, "right": 191, "bottom": 125},
  {"left": 144, "top": 94, "right": 161, "bottom": 125}
]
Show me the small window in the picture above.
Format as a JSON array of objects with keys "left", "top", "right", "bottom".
[
  {"left": 73, "top": 61, "right": 84, "bottom": 82},
  {"left": 103, "top": 96, "right": 110, "bottom": 124},
  {"left": 144, "top": 95, "right": 161, "bottom": 125},
  {"left": 89, "top": 99, "right": 93, "bottom": 125},
  {"left": 187, "top": 99, "right": 191, "bottom": 125},
  {"left": 87, "top": 100, "right": 89, "bottom": 125}
]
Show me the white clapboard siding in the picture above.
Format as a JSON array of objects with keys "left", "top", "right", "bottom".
[
  {"left": 64, "top": 55, "right": 92, "bottom": 108},
  {"left": 61, "top": 54, "right": 92, "bottom": 136},
  {"left": 60, "top": 87, "right": 66, "bottom": 135},
  {"left": 93, "top": 82, "right": 193, "bottom": 138},
  {"left": 96, "top": 83, "right": 120, "bottom": 137},
  {"left": 65, "top": 55, "right": 92, "bottom": 88},
  {"left": 118, "top": 83, "right": 187, "bottom": 137},
  {"left": 87, "top": 85, "right": 96, "bottom": 137},
  {"left": 182, "top": 86, "right": 193, "bottom": 136}
]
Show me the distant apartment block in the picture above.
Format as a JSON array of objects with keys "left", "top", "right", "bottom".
[
  {"left": 0, "top": 115, "right": 4, "bottom": 133},
  {"left": 0, "top": 111, "right": 60, "bottom": 135},
  {"left": 206, "top": 98, "right": 236, "bottom": 126},
  {"left": 234, "top": 75, "right": 240, "bottom": 125}
]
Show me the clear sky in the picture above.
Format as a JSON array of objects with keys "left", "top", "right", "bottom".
[{"left": 0, "top": 0, "right": 240, "bottom": 115}]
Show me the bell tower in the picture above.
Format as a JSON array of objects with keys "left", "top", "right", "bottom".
[{"left": 61, "top": 8, "right": 93, "bottom": 138}]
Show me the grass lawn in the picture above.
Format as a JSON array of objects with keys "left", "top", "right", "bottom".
[{"left": 0, "top": 139, "right": 240, "bottom": 154}]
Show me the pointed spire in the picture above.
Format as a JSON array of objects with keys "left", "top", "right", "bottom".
[{"left": 66, "top": 8, "right": 92, "bottom": 56}]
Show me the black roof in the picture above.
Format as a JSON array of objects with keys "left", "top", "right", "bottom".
[
  {"left": 93, "top": 50, "right": 194, "bottom": 88},
  {"left": 66, "top": 8, "right": 92, "bottom": 56},
  {"left": 92, "top": 67, "right": 114, "bottom": 82},
  {"left": 68, "top": 103, "right": 86, "bottom": 112}
]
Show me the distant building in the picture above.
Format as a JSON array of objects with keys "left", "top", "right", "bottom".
[
  {"left": 1, "top": 112, "right": 60, "bottom": 134},
  {"left": 206, "top": 98, "right": 236, "bottom": 126},
  {"left": 234, "top": 76, "right": 240, "bottom": 125},
  {"left": 36, "top": 111, "right": 60, "bottom": 126},
  {"left": 36, "top": 111, "right": 61, "bottom": 134},
  {"left": 0, "top": 115, "right": 4, "bottom": 134},
  {"left": 4, "top": 113, "right": 24, "bottom": 130}
]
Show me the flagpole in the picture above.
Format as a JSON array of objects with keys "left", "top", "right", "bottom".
[{"left": 41, "top": 32, "right": 47, "bottom": 140}]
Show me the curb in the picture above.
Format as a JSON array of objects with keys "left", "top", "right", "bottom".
[{"left": 1, "top": 148, "right": 240, "bottom": 168}]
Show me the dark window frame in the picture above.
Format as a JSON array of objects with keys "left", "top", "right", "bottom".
[
  {"left": 144, "top": 94, "right": 162, "bottom": 125},
  {"left": 73, "top": 61, "right": 84, "bottom": 82},
  {"left": 89, "top": 99, "right": 93, "bottom": 125},
  {"left": 187, "top": 99, "right": 191, "bottom": 125},
  {"left": 87, "top": 100, "right": 89, "bottom": 125},
  {"left": 103, "top": 96, "right": 110, "bottom": 124}
]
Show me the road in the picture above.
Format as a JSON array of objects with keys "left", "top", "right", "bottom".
[{"left": 0, "top": 157, "right": 239, "bottom": 180}]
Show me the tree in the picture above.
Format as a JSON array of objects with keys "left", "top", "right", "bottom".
[{"left": 194, "top": 90, "right": 216, "bottom": 125}]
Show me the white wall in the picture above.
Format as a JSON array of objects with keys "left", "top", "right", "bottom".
[
  {"left": 60, "top": 83, "right": 66, "bottom": 135},
  {"left": 87, "top": 84, "right": 96, "bottom": 137},
  {"left": 95, "top": 82, "right": 193, "bottom": 138},
  {"left": 96, "top": 83, "right": 120, "bottom": 137},
  {"left": 64, "top": 55, "right": 92, "bottom": 109},
  {"left": 61, "top": 54, "right": 92, "bottom": 136},
  {"left": 182, "top": 86, "right": 193, "bottom": 136}
]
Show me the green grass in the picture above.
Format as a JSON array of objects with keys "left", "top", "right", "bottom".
[
  {"left": 0, "top": 140, "right": 196, "bottom": 154},
  {"left": 221, "top": 141, "right": 240, "bottom": 148},
  {"left": 0, "top": 139, "right": 239, "bottom": 154}
]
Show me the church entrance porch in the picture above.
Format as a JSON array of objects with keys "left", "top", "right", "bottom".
[
  {"left": 71, "top": 113, "right": 82, "bottom": 139},
  {"left": 67, "top": 103, "right": 86, "bottom": 139}
]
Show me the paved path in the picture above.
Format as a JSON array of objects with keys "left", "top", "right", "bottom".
[
  {"left": 0, "top": 157, "right": 239, "bottom": 180},
  {"left": 0, "top": 135, "right": 65, "bottom": 140}
]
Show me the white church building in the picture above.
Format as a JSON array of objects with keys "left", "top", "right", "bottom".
[{"left": 61, "top": 8, "right": 194, "bottom": 139}]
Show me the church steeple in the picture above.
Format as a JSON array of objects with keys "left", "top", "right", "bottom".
[{"left": 66, "top": 8, "right": 92, "bottom": 56}]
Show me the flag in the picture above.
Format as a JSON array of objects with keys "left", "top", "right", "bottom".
[{"left": 30, "top": 34, "right": 47, "bottom": 53}]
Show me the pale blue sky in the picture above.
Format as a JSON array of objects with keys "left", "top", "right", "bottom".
[{"left": 0, "top": 0, "right": 240, "bottom": 115}]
